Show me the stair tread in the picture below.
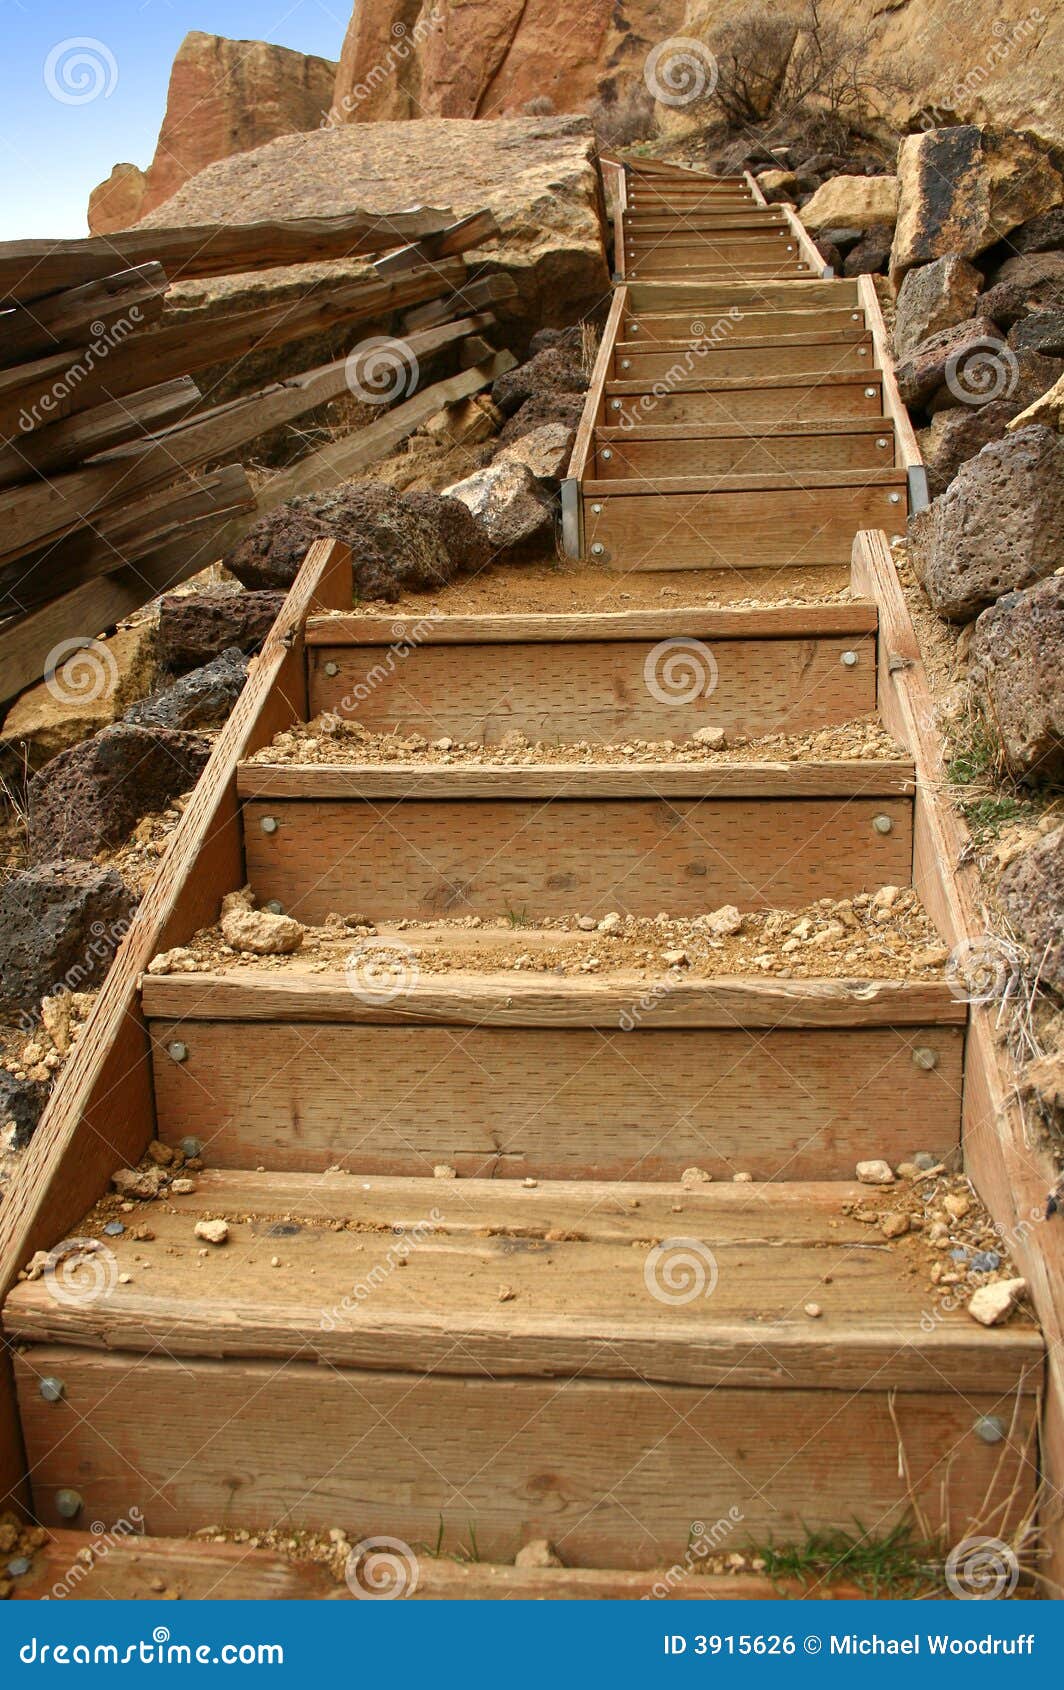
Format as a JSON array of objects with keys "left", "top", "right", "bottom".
[
  {"left": 5, "top": 1171, "right": 1041, "bottom": 1393},
  {"left": 582, "top": 470, "right": 904, "bottom": 497},
  {"left": 606, "top": 369, "right": 879, "bottom": 393},
  {"left": 595, "top": 419, "right": 889, "bottom": 440},
  {"left": 141, "top": 968, "right": 966, "bottom": 1027},
  {"left": 305, "top": 600, "right": 879, "bottom": 644},
  {"left": 236, "top": 758, "right": 914, "bottom": 799},
  {"left": 615, "top": 330, "right": 871, "bottom": 351}
]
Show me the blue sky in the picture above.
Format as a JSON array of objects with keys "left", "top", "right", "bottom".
[{"left": 0, "top": 1, "right": 349, "bottom": 239}]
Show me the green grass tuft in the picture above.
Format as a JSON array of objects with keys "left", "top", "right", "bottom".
[{"left": 754, "top": 1520, "right": 946, "bottom": 1599}]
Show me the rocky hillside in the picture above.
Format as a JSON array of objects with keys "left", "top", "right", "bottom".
[
  {"left": 333, "top": 0, "right": 1064, "bottom": 146},
  {"left": 88, "top": 32, "right": 337, "bottom": 233}
]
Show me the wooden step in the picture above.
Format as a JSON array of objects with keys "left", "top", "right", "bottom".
[
  {"left": 593, "top": 420, "right": 895, "bottom": 478},
  {"left": 612, "top": 332, "right": 875, "bottom": 380},
  {"left": 625, "top": 306, "right": 867, "bottom": 339},
  {"left": 9, "top": 1530, "right": 864, "bottom": 1600},
  {"left": 8, "top": 1174, "right": 1039, "bottom": 1562},
  {"left": 236, "top": 762, "right": 914, "bottom": 921},
  {"left": 144, "top": 970, "right": 963, "bottom": 1180},
  {"left": 305, "top": 603, "right": 880, "bottom": 743},
  {"left": 603, "top": 370, "right": 883, "bottom": 427},
  {"left": 626, "top": 259, "right": 811, "bottom": 281},
  {"left": 624, "top": 212, "right": 788, "bottom": 233},
  {"left": 625, "top": 234, "right": 802, "bottom": 263},
  {"left": 626, "top": 279, "right": 860, "bottom": 311},
  {"left": 582, "top": 472, "right": 906, "bottom": 569}
]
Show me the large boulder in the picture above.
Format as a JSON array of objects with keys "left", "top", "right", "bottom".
[
  {"left": 841, "top": 226, "right": 893, "bottom": 277},
  {"left": 999, "top": 824, "right": 1064, "bottom": 992},
  {"left": 1008, "top": 372, "right": 1064, "bottom": 432},
  {"left": 443, "top": 460, "right": 555, "bottom": 563},
  {"left": 1, "top": 622, "right": 157, "bottom": 771},
  {"left": 908, "top": 425, "right": 1064, "bottom": 619},
  {"left": 87, "top": 31, "right": 337, "bottom": 231},
  {"left": 0, "top": 863, "right": 136, "bottom": 1015},
  {"left": 225, "top": 484, "right": 484, "bottom": 602},
  {"left": 1000, "top": 206, "right": 1064, "bottom": 255},
  {"left": 919, "top": 400, "right": 1021, "bottom": 498},
  {"left": 137, "top": 116, "right": 608, "bottom": 338},
  {"left": 895, "top": 316, "right": 1009, "bottom": 412},
  {"left": 157, "top": 588, "right": 285, "bottom": 672},
  {"left": 27, "top": 725, "right": 210, "bottom": 862},
  {"left": 123, "top": 649, "right": 248, "bottom": 731},
  {"left": 983, "top": 249, "right": 1064, "bottom": 293},
  {"left": 893, "top": 256, "right": 984, "bottom": 359},
  {"left": 492, "top": 346, "right": 587, "bottom": 417},
  {"left": 970, "top": 575, "right": 1064, "bottom": 783},
  {"left": 800, "top": 175, "right": 898, "bottom": 232},
  {"left": 891, "top": 127, "right": 1063, "bottom": 283},
  {"left": 1009, "top": 311, "right": 1064, "bottom": 358}
]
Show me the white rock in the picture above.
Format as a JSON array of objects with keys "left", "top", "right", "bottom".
[
  {"left": 514, "top": 1538, "right": 563, "bottom": 1568},
  {"left": 856, "top": 1159, "right": 896, "bottom": 1185},
  {"left": 681, "top": 1166, "right": 712, "bottom": 1187},
  {"left": 194, "top": 1219, "right": 229, "bottom": 1246},
  {"left": 968, "top": 1277, "right": 1026, "bottom": 1327},
  {"left": 692, "top": 725, "right": 727, "bottom": 749},
  {"left": 597, "top": 911, "right": 622, "bottom": 934},
  {"left": 433, "top": 1164, "right": 457, "bottom": 1179},
  {"left": 220, "top": 889, "right": 303, "bottom": 956},
  {"left": 697, "top": 904, "right": 743, "bottom": 937}
]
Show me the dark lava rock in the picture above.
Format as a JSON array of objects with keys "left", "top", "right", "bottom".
[
  {"left": 0, "top": 862, "right": 136, "bottom": 1014},
  {"left": 124, "top": 648, "right": 248, "bottom": 731},
  {"left": 27, "top": 724, "right": 210, "bottom": 862},
  {"left": 157, "top": 589, "right": 285, "bottom": 672}
]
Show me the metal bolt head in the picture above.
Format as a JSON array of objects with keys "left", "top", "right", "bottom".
[
  {"left": 39, "top": 1376, "right": 65, "bottom": 1404},
  {"left": 167, "top": 1040, "right": 188, "bottom": 1065},
  {"left": 56, "top": 1489, "right": 83, "bottom": 1520},
  {"left": 260, "top": 815, "right": 279, "bottom": 835},
  {"left": 601, "top": 448, "right": 613, "bottom": 461},
  {"left": 872, "top": 814, "right": 893, "bottom": 835},
  {"left": 323, "top": 661, "right": 339, "bottom": 677},
  {"left": 180, "top": 1136, "right": 203, "bottom": 1158},
  {"left": 857, "top": 346, "right": 868, "bottom": 356},
  {"left": 591, "top": 502, "right": 603, "bottom": 514},
  {"left": 912, "top": 1046, "right": 939, "bottom": 1071},
  {"left": 620, "top": 359, "right": 631, "bottom": 370},
  {"left": 840, "top": 650, "right": 859, "bottom": 668},
  {"left": 630, "top": 323, "right": 640, "bottom": 334},
  {"left": 864, "top": 386, "right": 877, "bottom": 398},
  {"left": 974, "top": 1415, "right": 1006, "bottom": 1445},
  {"left": 876, "top": 437, "right": 889, "bottom": 448},
  {"left": 889, "top": 491, "right": 902, "bottom": 504},
  {"left": 590, "top": 542, "right": 606, "bottom": 556},
  {"left": 610, "top": 399, "right": 622, "bottom": 411}
]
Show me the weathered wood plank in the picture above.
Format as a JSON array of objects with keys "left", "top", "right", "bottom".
[
  {"left": 0, "top": 379, "right": 200, "bottom": 492},
  {"left": 306, "top": 630, "right": 877, "bottom": 743},
  {"left": 241, "top": 791, "right": 914, "bottom": 921},
  {"left": 145, "top": 1018, "right": 963, "bottom": 1183},
  {"left": 140, "top": 970, "right": 968, "bottom": 1029},
  {"left": 14, "top": 1350, "right": 1037, "bottom": 1562},
  {"left": 0, "top": 264, "right": 168, "bottom": 364},
  {"left": 305, "top": 603, "right": 880, "bottom": 643}
]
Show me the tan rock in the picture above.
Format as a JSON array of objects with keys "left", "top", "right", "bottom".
[
  {"left": 755, "top": 169, "right": 798, "bottom": 202},
  {"left": 220, "top": 889, "right": 304, "bottom": 956},
  {"left": 194, "top": 1219, "right": 230, "bottom": 1246},
  {"left": 88, "top": 32, "right": 337, "bottom": 231},
  {"left": 137, "top": 116, "right": 607, "bottom": 340},
  {"left": 2, "top": 622, "right": 158, "bottom": 770},
  {"left": 514, "top": 1539, "right": 563, "bottom": 1568},
  {"left": 892, "top": 126, "right": 1063, "bottom": 283},
  {"left": 801, "top": 176, "right": 898, "bottom": 233},
  {"left": 1008, "top": 372, "right": 1064, "bottom": 431},
  {"left": 856, "top": 1159, "right": 896, "bottom": 1185},
  {"left": 968, "top": 1276, "right": 1026, "bottom": 1326},
  {"left": 495, "top": 423, "right": 575, "bottom": 481}
]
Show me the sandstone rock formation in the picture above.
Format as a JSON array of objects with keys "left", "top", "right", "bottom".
[
  {"left": 893, "top": 256, "right": 984, "bottom": 360},
  {"left": 332, "top": 1, "right": 1064, "bottom": 147},
  {"left": 136, "top": 116, "right": 606, "bottom": 336},
  {"left": 88, "top": 32, "right": 337, "bottom": 232},
  {"left": 800, "top": 176, "right": 897, "bottom": 233}
]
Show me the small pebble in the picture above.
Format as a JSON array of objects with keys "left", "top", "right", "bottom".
[
  {"left": 804, "top": 1303, "right": 822, "bottom": 1319},
  {"left": 856, "top": 1159, "right": 895, "bottom": 1185},
  {"left": 194, "top": 1219, "right": 229, "bottom": 1246},
  {"left": 433, "top": 1164, "right": 457, "bottom": 1180},
  {"left": 103, "top": 1221, "right": 125, "bottom": 1237}
]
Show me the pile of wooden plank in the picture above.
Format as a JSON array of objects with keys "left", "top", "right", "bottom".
[{"left": 0, "top": 208, "right": 517, "bottom": 704}]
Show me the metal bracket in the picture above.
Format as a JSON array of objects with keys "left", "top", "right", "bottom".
[
  {"left": 560, "top": 478, "right": 582, "bottom": 560},
  {"left": 907, "top": 463, "right": 931, "bottom": 513}
]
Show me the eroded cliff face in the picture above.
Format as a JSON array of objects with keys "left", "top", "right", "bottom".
[
  {"left": 88, "top": 32, "right": 338, "bottom": 232},
  {"left": 332, "top": 0, "right": 1064, "bottom": 146}
]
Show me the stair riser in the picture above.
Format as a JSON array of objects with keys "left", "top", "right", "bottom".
[
  {"left": 604, "top": 381, "right": 882, "bottom": 427},
  {"left": 16, "top": 1351, "right": 1035, "bottom": 1567},
  {"left": 148, "top": 1019, "right": 963, "bottom": 1182},
  {"left": 593, "top": 433, "right": 893, "bottom": 477},
  {"left": 626, "top": 263, "right": 811, "bottom": 281},
  {"left": 613, "top": 343, "right": 874, "bottom": 379},
  {"left": 584, "top": 486, "right": 904, "bottom": 569},
  {"left": 625, "top": 239, "right": 802, "bottom": 265},
  {"left": 242, "top": 795, "right": 913, "bottom": 922},
  {"left": 307, "top": 634, "right": 877, "bottom": 743},
  {"left": 626, "top": 308, "right": 865, "bottom": 338}
]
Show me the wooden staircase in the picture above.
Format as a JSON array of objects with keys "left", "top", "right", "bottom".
[{"left": 0, "top": 157, "right": 1047, "bottom": 1599}]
